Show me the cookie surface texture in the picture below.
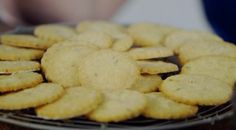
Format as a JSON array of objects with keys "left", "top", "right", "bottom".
[
  {"left": 137, "top": 61, "right": 179, "bottom": 74},
  {"left": 0, "top": 83, "right": 64, "bottom": 110},
  {"left": 143, "top": 92, "right": 198, "bottom": 119},
  {"left": 129, "top": 75, "right": 162, "bottom": 93},
  {"left": 181, "top": 56, "right": 236, "bottom": 87},
  {"left": 0, "top": 72, "right": 43, "bottom": 92},
  {"left": 128, "top": 47, "right": 173, "bottom": 60},
  {"left": 79, "top": 49, "right": 139, "bottom": 90},
  {"left": 42, "top": 43, "right": 97, "bottom": 87},
  {"left": 0, "top": 61, "right": 40, "bottom": 74},
  {"left": 160, "top": 74, "right": 233, "bottom": 106},
  {"left": 87, "top": 90, "right": 146, "bottom": 122},
  {"left": 0, "top": 45, "right": 44, "bottom": 61},
  {"left": 36, "top": 87, "right": 103, "bottom": 120},
  {"left": 0, "top": 34, "right": 51, "bottom": 49}
]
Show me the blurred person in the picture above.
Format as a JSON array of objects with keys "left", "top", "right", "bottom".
[
  {"left": 0, "top": 0, "right": 126, "bottom": 26},
  {"left": 0, "top": 0, "right": 235, "bottom": 43}
]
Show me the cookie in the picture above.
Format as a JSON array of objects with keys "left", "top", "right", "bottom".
[
  {"left": 0, "top": 44, "right": 44, "bottom": 61},
  {"left": 177, "top": 41, "right": 236, "bottom": 64},
  {"left": 128, "top": 23, "right": 177, "bottom": 46},
  {"left": 0, "top": 61, "right": 40, "bottom": 74},
  {"left": 0, "top": 72, "right": 43, "bottom": 92},
  {"left": 129, "top": 75, "right": 162, "bottom": 93},
  {"left": 42, "top": 43, "right": 98, "bottom": 87},
  {"left": 112, "top": 33, "right": 133, "bottom": 51},
  {"left": 36, "top": 87, "right": 103, "bottom": 120},
  {"left": 0, "top": 83, "right": 64, "bottom": 110},
  {"left": 160, "top": 74, "right": 233, "bottom": 106},
  {"left": 181, "top": 56, "right": 236, "bottom": 87},
  {"left": 143, "top": 92, "right": 198, "bottom": 119},
  {"left": 68, "top": 31, "right": 113, "bottom": 49},
  {"left": 76, "top": 21, "right": 126, "bottom": 38},
  {"left": 87, "top": 89, "right": 146, "bottom": 122},
  {"left": 34, "top": 24, "right": 77, "bottom": 43},
  {"left": 79, "top": 49, "right": 139, "bottom": 90},
  {"left": 128, "top": 47, "right": 173, "bottom": 60},
  {"left": 0, "top": 34, "right": 51, "bottom": 49},
  {"left": 137, "top": 61, "right": 179, "bottom": 74},
  {"left": 163, "top": 30, "right": 223, "bottom": 51}
]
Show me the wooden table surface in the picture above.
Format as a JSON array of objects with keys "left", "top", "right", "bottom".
[{"left": 0, "top": 24, "right": 234, "bottom": 130}]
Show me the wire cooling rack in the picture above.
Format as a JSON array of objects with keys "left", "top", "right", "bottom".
[
  {"left": 0, "top": 102, "right": 232, "bottom": 130},
  {"left": 0, "top": 26, "right": 233, "bottom": 130}
]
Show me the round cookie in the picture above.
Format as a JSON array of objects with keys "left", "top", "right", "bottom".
[
  {"left": 36, "top": 87, "right": 103, "bottom": 120},
  {"left": 128, "top": 23, "right": 177, "bottom": 46},
  {"left": 129, "top": 75, "right": 163, "bottom": 93},
  {"left": 79, "top": 49, "right": 139, "bottom": 90},
  {"left": 42, "top": 43, "right": 98, "bottom": 87},
  {"left": 112, "top": 33, "right": 133, "bottom": 51},
  {"left": 143, "top": 92, "right": 198, "bottom": 119},
  {"left": 0, "top": 83, "right": 64, "bottom": 110},
  {"left": 128, "top": 47, "right": 173, "bottom": 60},
  {"left": 34, "top": 24, "right": 77, "bottom": 43},
  {"left": 68, "top": 31, "right": 113, "bottom": 49},
  {"left": 0, "top": 44, "right": 44, "bottom": 61},
  {"left": 87, "top": 90, "right": 146, "bottom": 123},
  {"left": 0, "top": 72, "right": 43, "bottom": 92},
  {"left": 137, "top": 61, "right": 179, "bottom": 74},
  {"left": 177, "top": 41, "right": 236, "bottom": 64},
  {"left": 181, "top": 56, "right": 236, "bottom": 87},
  {"left": 0, "top": 61, "right": 40, "bottom": 74},
  {"left": 163, "top": 30, "right": 223, "bottom": 51},
  {"left": 160, "top": 74, "right": 233, "bottom": 106},
  {"left": 0, "top": 34, "right": 51, "bottom": 49}
]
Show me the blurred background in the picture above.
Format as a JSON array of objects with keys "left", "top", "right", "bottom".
[{"left": 0, "top": 0, "right": 235, "bottom": 43}]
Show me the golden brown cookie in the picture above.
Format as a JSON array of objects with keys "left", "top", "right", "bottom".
[
  {"left": 0, "top": 45, "right": 44, "bottom": 61},
  {"left": 0, "top": 72, "right": 43, "bottom": 92},
  {"left": 87, "top": 89, "right": 146, "bottom": 122},
  {"left": 36, "top": 87, "right": 103, "bottom": 120},
  {"left": 143, "top": 92, "right": 198, "bottom": 119},
  {"left": 160, "top": 74, "right": 233, "bottom": 106},
  {"left": 79, "top": 49, "right": 139, "bottom": 90},
  {"left": 0, "top": 83, "right": 64, "bottom": 110},
  {"left": 0, "top": 61, "right": 40, "bottom": 74}
]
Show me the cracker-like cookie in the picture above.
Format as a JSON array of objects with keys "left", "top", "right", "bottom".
[
  {"left": 68, "top": 31, "right": 113, "bottom": 49},
  {"left": 36, "top": 87, "right": 103, "bottom": 120},
  {"left": 181, "top": 56, "right": 236, "bottom": 87},
  {"left": 143, "top": 92, "right": 198, "bottom": 119},
  {"left": 163, "top": 30, "right": 223, "bottom": 51},
  {"left": 0, "top": 45, "right": 44, "bottom": 61},
  {"left": 0, "top": 83, "right": 64, "bottom": 110},
  {"left": 87, "top": 90, "right": 146, "bottom": 122},
  {"left": 177, "top": 41, "right": 236, "bottom": 64},
  {"left": 129, "top": 75, "right": 162, "bottom": 93},
  {"left": 128, "top": 47, "right": 173, "bottom": 60},
  {"left": 112, "top": 33, "right": 133, "bottom": 51},
  {"left": 76, "top": 21, "right": 126, "bottom": 37},
  {"left": 0, "top": 34, "right": 51, "bottom": 49},
  {"left": 34, "top": 24, "right": 77, "bottom": 43},
  {"left": 0, "top": 72, "right": 43, "bottom": 92},
  {"left": 137, "top": 61, "right": 179, "bottom": 74},
  {"left": 160, "top": 74, "right": 233, "bottom": 106},
  {"left": 42, "top": 43, "right": 98, "bottom": 87},
  {"left": 128, "top": 23, "right": 177, "bottom": 46},
  {"left": 0, "top": 61, "right": 40, "bottom": 74},
  {"left": 79, "top": 49, "right": 139, "bottom": 90}
]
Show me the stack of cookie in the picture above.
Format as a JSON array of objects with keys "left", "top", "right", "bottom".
[{"left": 0, "top": 21, "right": 234, "bottom": 123}]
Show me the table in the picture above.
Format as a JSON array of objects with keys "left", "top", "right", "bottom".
[{"left": 0, "top": 24, "right": 233, "bottom": 130}]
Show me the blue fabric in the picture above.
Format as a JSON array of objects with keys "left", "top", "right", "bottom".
[{"left": 202, "top": 0, "right": 236, "bottom": 44}]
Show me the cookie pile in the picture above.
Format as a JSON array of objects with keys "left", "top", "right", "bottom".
[{"left": 0, "top": 21, "right": 235, "bottom": 123}]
